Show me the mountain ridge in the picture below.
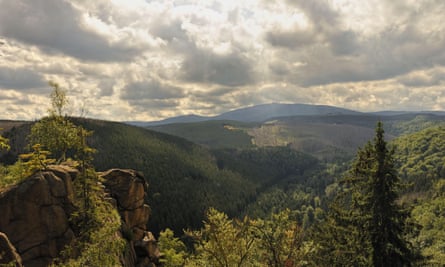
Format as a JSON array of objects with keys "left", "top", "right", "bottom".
[
  {"left": 127, "top": 103, "right": 361, "bottom": 126},
  {"left": 127, "top": 103, "right": 445, "bottom": 127}
]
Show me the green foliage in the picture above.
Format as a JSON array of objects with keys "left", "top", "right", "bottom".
[
  {"left": 186, "top": 208, "right": 257, "bottom": 267},
  {"left": 393, "top": 126, "right": 445, "bottom": 191},
  {"left": 158, "top": 228, "right": 188, "bottom": 267},
  {"left": 314, "top": 122, "right": 416, "bottom": 266},
  {"left": 27, "top": 82, "right": 93, "bottom": 164},
  {"left": 184, "top": 208, "right": 313, "bottom": 267},
  {"left": 55, "top": 171, "right": 126, "bottom": 267},
  {"left": 252, "top": 209, "right": 313, "bottom": 267},
  {"left": 411, "top": 179, "right": 445, "bottom": 265},
  {"left": 385, "top": 115, "right": 445, "bottom": 136},
  {"left": 0, "top": 144, "right": 55, "bottom": 188},
  {"left": 0, "top": 131, "right": 9, "bottom": 151},
  {"left": 28, "top": 116, "right": 86, "bottom": 163},
  {"left": 19, "top": 144, "right": 56, "bottom": 174},
  {"left": 0, "top": 160, "right": 28, "bottom": 188}
]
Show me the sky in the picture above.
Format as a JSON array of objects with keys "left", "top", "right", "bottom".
[{"left": 1, "top": 0, "right": 445, "bottom": 121}]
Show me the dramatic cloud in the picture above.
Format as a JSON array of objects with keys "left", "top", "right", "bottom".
[
  {"left": 0, "top": 0, "right": 445, "bottom": 121},
  {"left": 0, "top": 0, "right": 147, "bottom": 62}
]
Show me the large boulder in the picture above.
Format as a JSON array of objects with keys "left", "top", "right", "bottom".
[
  {"left": 0, "top": 165, "right": 78, "bottom": 267},
  {"left": 0, "top": 166, "right": 160, "bottom": 267},
  {"left": 101, "top": 169, "right": 160, "bottom": 267}
]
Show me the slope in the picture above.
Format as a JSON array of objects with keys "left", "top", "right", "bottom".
[
  {"left": 148, "top": 113, "right": 445, "bottom": 161},
  {"left": 1, "top": 118, "right": 325, "bottom": 234},
  {"left": 0, "top": 119, "right": 256, "bottom": 234},
  {"left": 72, "top": 118, "right": 258, "bottom": 234}
]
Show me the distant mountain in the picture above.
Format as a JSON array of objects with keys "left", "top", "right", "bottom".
[
  {"left": 128, "top": 114, "right": 209, "bottom": 127},
  {"left": 127, "top": 103, "right": 361, "bottom": 126},
  {"left": 213, "top": 103, "right": 361, "bottom": 122}
]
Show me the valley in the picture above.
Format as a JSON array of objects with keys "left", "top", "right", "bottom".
[{"left": 1, "top": 103, "right": 445, "bottom": 265}]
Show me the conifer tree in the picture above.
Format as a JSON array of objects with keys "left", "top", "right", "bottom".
[
  {"left": 314, "top": 122, "right": 415, "bottom": 266},
  {"left": 365, "top": 122, "right": 413, "bottom": 266}
]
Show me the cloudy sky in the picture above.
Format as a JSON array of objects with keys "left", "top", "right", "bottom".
[{"left": 1, "top": 0, "right": 445, "bottom": 121}]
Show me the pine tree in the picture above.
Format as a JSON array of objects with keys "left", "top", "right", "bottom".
[{"left": 314, "top": 122, "right": 415, "bottom": 266}]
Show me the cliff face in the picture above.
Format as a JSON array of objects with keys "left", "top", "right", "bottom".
[
  {"left": 0, "top": 165, "right": 77, "bottom": 267},
  {"left": 101, "top": 169, "right": 160, "bottom": 267},
  {"left": 0, "top": 166, "right": 159, "bottom": 267}
]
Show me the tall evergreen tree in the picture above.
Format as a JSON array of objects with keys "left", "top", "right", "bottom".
[
  {"left": 366, "top": 122, "right": 412, "bottom": 266},
  {"left": 314, "top": 122, "right": 415, "bottom": 266}
]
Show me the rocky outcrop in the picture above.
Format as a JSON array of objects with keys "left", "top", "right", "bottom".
[
  {"left": 101, "top": 169, "right": 160, "bottom": 267},
  {"left": 0, "top": 166, "right": 160, "bottom": 267},
  {"left": 0, "top": 165, "right": 78, "bottom": 267},
  {"left": 0, "top": 232, "right": 23, "bottom": 267}
]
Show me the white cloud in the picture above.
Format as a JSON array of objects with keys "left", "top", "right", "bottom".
[{"left": 0, "top": 0, "right": 444, "bottom": 121}]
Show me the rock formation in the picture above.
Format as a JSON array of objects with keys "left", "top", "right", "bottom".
[
  {"left": 0, "top": 165, "right": 77, "bottom": 267},
  {"left": 101, "top": 169, "right": 160, "bottom": 267},
  {"left": 0, "top": 166, "right": 160, "bottom": 267}
]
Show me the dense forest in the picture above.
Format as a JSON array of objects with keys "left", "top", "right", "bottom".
[{"left": 1, "top": 85, "right": 445, "bottom": 266}]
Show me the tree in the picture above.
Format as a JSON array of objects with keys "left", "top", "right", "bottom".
[
  {"left": 315, "top": 122, "right": 415, "bottom": 266},
  {"left": 185, "top": 208, "right": 256, "bottom": 267},
  {"left": 158, "top": 228, "right": 188, "bottom": 267},
  {"left": 252, "top": 209, "right": 313, "bottom": 267},
  {"left": 366, "top": 122, "right": 413, "bottom": 266},
  {"left": 26, "top": 82, "right": 96, "bottom": 221},
  {"left": 48, "top": 81, "right": 69, "bottom": 117},
  {"left": 28, "top": 82, "right": 87, "bottom": 163}
]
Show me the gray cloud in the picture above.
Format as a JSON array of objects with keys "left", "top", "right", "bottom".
[
  {"left": 265, "top": 30, "right": 314, "bottom": 49},
  {"left": 180, "top": 48, "right": 254, "bottom": 87},
  {"left": 98, "top": 79, "right": 115, "bottom": 97},
  {"left": 128, "top": 99, "right": 181, "bottom": 111},
  {"left": 190, "top": 87, "right": 237, "bottom": 107},
  {"left": 398, "top": 69, "right": 445, "bottom": 87},
  {"left": 121, "top": 79, "right": 186, "bottom": 103},
  {"left": 145, "top": 6, "right": 255, "bottom": 87},
  {"left": 0, "top": 0, "right": 143, "bottom": 62},
  {"left": 0, "top": 66, "right": 46, "bottom": 91},
  {"left": 329, "top": 30, "right": 359, "bottom": 56}
]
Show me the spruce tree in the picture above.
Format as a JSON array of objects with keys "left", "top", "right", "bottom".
[
  {"left": 365, "top": 121, "right": 412, "bottom": 266},
  {"left": 314, "top": 122, "right": 415, "bottom": 266}
]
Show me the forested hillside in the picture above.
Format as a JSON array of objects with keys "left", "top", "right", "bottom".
[
  {"left": 148, "top": 113, "right": 445, "bottom": 162},
  {"left": 65, "top": 119, "right": 258, "bottom": 234},
  {"left": 2, "top": 109, "right": 445, "bottom": 266},
  {"left": 1, "top": 118, "right": 326, "bottom": 234}
]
